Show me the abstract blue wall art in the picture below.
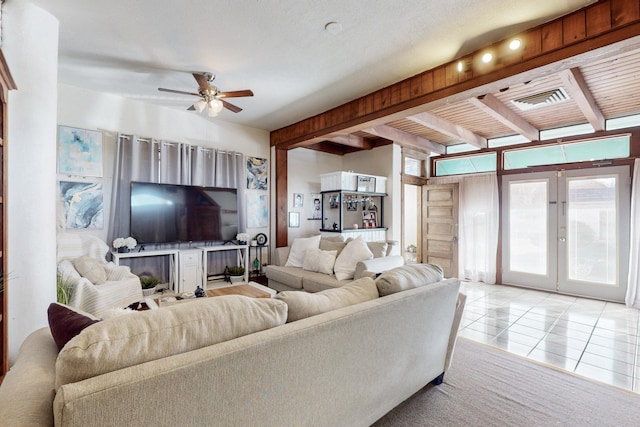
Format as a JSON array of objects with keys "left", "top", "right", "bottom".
[
  {"left": 246, "top": 194, "right": 268, "bottom": 228},
  {"left": 246, "top": 156, "right": 267, "bottom": 190},
  {"left": 60, "top": 181, "right": 104, "bottom": 229},
  {"left": 58, "top": 125, "right": 103, "bottom": 177}
]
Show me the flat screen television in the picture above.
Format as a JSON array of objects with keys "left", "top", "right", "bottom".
[{"left": 130, "top": 181, "right": 239, "bottom": 244}]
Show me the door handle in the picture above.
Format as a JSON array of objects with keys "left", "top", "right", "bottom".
[
  {"left": 452, "top": 236, "right": 458, "bottom": 243},
  {"left": 559, "top": 237, "right": 566, "bottom": 242}
]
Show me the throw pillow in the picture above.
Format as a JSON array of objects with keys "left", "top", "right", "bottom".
[
  {"left": 375, "top": 263, "right": 445, "bottom": 296},
  {"left": 47, "top": 303, "right": 101, "bottom": 351},
  {"left": 333, "top": 236, "right": 374, "bottom": 281},
  {"left": 319, "top": 239, "right": 347, "bottom": 257},
  {"left": 366, "top": 241, "right": 389, "bottom": 258},
  {"left": 55, "top": 295, "right": 288, "bottom": 388},
  {"left": 72, "top": 255, "right": 107, "bottom": 285},
  {"left": 276, "top": 277, "right": 378, "bottom": 322},
  {"left": 285, "top": 235, "right": 322, "bottom": 267},
  {"left": 302, "top": 248, "right": 338, "bottom": 275}
]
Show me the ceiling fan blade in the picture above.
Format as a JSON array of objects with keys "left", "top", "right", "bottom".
[
  {"left": 221, "top": 99, "right": 242, "bottom": 113},
  {"left": 158, "top": 88, "right": 200, "bottom": 97},
  {"left": 192, "top": 73, "right": 211, "bottom": 92},
  {"left": 217, "top": 89, "right": 254, "bottom": 98},
  {"left": 187, "top": 105, "right": 196, "bottom": 111}
]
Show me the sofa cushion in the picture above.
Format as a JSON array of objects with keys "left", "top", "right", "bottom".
[
  {"left": 302, "top": 271, "right": 352, "bottom": 293},
  {"left": 276, "top": 277, "right": 378, "bottom": 322},
  {"left": 303, "top": 248, "right": 338, "bottom": 275},
  {"left": 319, "top": 239, "right": 347, "bottom": 257},
  {"left": 47, "top": 303, "right": 101, "bottom": 351},
  {"left": 55, "top": 295, "right": 288, "bottom": 388},
  {"left": 285, "top": 235, "right": 322, "bottom": 267},
  {"left": 375, "top": 263, "right": 445, "bottom": 296},
  {"left": 72, "top": 255, "right": 107, "bottom": 285},
  {"left": 366, "top": 241, "right": 388, "bottom": 258},
  {"left": 334, "top": 236, "right": 374, "bottom": 281},
  {"left": 266, "top": 265, "right": 304, "bottom": 289}
]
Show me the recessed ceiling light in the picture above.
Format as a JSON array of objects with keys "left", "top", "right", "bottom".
[
  {"left": 509, "top": 39, "right": 522, "bottom": 50},
  {"left": 325, "top": 22, "right": 343, "bottom": 35},
  {"left": 482, "top": 52, "right": 493, "bottom": 63}
]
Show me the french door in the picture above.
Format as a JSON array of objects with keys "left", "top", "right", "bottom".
[{"left": 502, "top": 166, "right": 630, "bottom": 301}]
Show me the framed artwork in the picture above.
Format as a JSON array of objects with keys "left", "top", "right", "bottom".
[
  {"left": 59, "top": 180, "right": 104, "bottom": 229},
  {"left": 58, "top": 126, "right": 103, "bottom": 177},
  {"left": 289, "top": 212, "right": 300, "bottom": 228},
  {"left": 362, "top": 210, "right": 377, "bottom": 228},
  {"left": 357, "top": 176, "right": 376, "bottom": 192},
  {"left": 246, "top": 156, "right": 268, "bottom": 190},
  {"left": 246, "top": 194, "right": 268, "bottom": 228},
  {"left": 310, "top": 193, "right": 321, "bottom": 219},
  {"left": 293, "top": 193, "right": 304, "bottom": 208}
]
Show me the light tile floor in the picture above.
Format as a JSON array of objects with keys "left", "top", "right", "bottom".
[{"left": 458, "top": 281, "right": 640, "bottom": 393}]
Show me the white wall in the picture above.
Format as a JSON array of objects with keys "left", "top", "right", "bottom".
[
  {"left": 286, "top": 148, "right": 344, "bottom": 242},
  {"left": 4, "top": 2, "right": 59, "bottom": 363}
]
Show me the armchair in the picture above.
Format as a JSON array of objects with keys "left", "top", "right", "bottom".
[{"left": 56, "top": 234, "right": 143, "bottom": 317}]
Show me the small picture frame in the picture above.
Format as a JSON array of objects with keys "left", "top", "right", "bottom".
[
  {"left": 293, "top": 193, "right": 304, "bottom": 208},
  {"left": 346, "top": 195, "right": 358, "bottom": 211},
  {"left": 329, "top": 194, "right": 339, "bottom": 209},
  {"left": 289, "top": 211, "right": 300, "bottom": 228},
  {"left": 362, "top": 211, "right": 377, "bottom": 228},
  {"left": 357, "top": 176, "right": 376, "bottom": 193}
]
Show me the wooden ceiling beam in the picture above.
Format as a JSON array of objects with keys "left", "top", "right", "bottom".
[
  {"left": 558, "top": 67, "right": 605, "bottom": 131},
  {"left": 363, "top": 125, "right": 445, "bottom": 154},
  {"left": 327, "top": 134, "right": 372, "bottom": 149},
  {"left": 408, "top": 111, "right": 487, "bottom": 148},
  {"left": 469, "top": 93, "right": 539, "bottom": 142}
]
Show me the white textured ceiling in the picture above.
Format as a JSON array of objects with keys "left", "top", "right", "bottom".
[{"left": 27, "top": 0, "right": 594, "bottom": 131}]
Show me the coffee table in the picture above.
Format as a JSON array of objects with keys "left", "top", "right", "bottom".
[{"left": 148, "top": 281, "right": 276, "bottom": 308}]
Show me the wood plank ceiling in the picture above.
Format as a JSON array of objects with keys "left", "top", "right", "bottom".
[{"left": 271, "top": 1, "right": 640, "bottom": 157}]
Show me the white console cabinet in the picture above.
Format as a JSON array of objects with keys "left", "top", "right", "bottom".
[
  {"left": 112, "top": 245, "right": 249, "bottom": 293},
  {"left": 178, "top": 249, "right": 203, "bottom": 293}
]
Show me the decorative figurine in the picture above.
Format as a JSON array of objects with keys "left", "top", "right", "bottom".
[{"left": 194, "top": 286, "right": 206, "bottom": 298}]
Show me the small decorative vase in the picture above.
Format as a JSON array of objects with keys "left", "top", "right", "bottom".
[
  {"left": 238, "top": 241, "right": 247, "bottom": 246},
  {"left": 117, "top": 247, "right": 128, "bottom": 253}
]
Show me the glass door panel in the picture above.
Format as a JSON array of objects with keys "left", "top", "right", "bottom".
[
  {"left": 558, "top": 167, "right": 629, "bottom": 301},
  {"left": 502, "top": 172, "right": 557, "bottom": 291}
]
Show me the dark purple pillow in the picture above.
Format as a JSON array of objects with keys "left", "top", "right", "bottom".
[{"left": 47, "top": 303, "right": 100, "bottom": 351}]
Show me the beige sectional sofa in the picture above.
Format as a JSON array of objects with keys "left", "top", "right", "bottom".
[
  {"left": 266, "top": 235, "right": 405, "bottom": 292},
  {"left": 0, "top": 263, "right": 465, "bottom": 427}
]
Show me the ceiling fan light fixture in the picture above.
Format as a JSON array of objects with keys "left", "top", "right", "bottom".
[
  {"left": 210, "top": 99, "right": 224, "bottom": 113},
  {"left": 193, "top": 99, "right": 207, "bottom": 112}
]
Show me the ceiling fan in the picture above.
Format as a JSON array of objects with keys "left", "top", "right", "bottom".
[{"left": 158, "top": 72, "right": 253, "bottom": 117}]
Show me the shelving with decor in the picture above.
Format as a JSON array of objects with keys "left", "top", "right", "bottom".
[{"left": 319, "top": 172, "right": 387, "bottom": 242}]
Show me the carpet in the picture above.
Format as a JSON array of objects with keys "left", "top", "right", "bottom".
[{"left": 373, "top": 338, "right": 640, "bottom": 426}]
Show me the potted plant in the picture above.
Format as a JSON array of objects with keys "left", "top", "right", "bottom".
[
  {"left": 226, "top": 265, "right": 245, "bottom": 283},
  {"left": 139, "top": 275, "right": 160, "bottom": 296}
]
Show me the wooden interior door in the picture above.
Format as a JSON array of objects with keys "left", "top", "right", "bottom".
[{"left": 422, "top": 183, "right": 459, "bottom": 278}]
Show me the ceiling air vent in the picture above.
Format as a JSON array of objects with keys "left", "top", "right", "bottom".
[{"left": 511, "top": 87, "right": 570, "bottom": 111}]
